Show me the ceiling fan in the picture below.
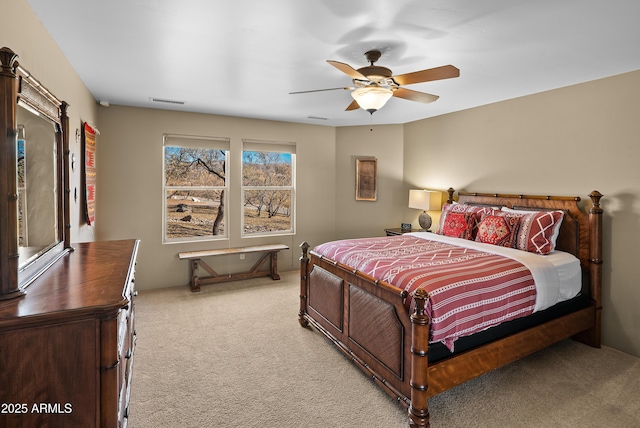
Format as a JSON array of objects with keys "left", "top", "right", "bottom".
[{"left": 290, "top": 50, "right": 460, "bottom": 114}]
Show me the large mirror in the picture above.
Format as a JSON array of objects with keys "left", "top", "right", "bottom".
[
  {"left": 17, "top": 104, "right": 60, "bottom": 266},
  {"left": 0, "top": 47, "right": 70, "bottom": 299}
]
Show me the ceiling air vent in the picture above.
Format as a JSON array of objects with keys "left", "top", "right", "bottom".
[{"left": 149, "top": 97, "right": 186, "bottom": 105}]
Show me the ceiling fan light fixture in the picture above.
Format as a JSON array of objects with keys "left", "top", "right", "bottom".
[{"left": 351, "top": 86, "right": 393, "bottom": 114}]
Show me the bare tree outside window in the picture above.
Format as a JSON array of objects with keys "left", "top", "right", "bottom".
[
  {"left": 164, "top": 142, "right": 228, "bottom": 241},
  {"left": 242, "top": 149, "right": 294, "bottom": 235}
]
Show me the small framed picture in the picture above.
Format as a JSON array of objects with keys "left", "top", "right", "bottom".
[{"left": 355, "top": 158, "right": 377, "bottom": 201}]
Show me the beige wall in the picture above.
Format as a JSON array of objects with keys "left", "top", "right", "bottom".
[
  {"left": 97, "top": 110, "right": 409, "bottom": 291},
  {"left": 96, "top": 111, "right": 409, "bottom": 291},
  {"left": 96, "top": 106, "right": 336, "bottom": 290},
  {"left": 4, "top": 0, "right": 99, "bottom": 244},
  {"left": 335, "top": 125, "right": 406, "bottom": 238},
  {"left": 404, "top": 70, "right": 640, "bottom": 357}
]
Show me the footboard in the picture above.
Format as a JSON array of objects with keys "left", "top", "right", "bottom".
[{"left": 298, "top": 242, "right": 431, "bottom": 426}]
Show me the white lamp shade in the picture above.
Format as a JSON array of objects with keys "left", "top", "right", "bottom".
[
  {"left": 351, "top": 86, "right": 393, "bottom": 112},
  {"left": 408, "top": 189, "right": 441, "bottom": 210}
]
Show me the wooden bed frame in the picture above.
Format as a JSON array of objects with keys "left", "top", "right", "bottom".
[{"left": 298, "top": 188, "right": 603, "bottom": 428}]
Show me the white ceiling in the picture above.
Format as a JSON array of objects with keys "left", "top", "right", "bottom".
[{"left": 26, "top": 0, "right": 640, "bottom": 127}]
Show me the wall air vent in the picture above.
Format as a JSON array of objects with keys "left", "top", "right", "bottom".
[{"left": 149, "top": 97, "right": 186, "bottom": 105}]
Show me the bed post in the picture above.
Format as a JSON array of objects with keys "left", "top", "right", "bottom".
[
  {"left": 299, "top": 242, "right": 310, "bottom": 328},
  {"left": 409, "top": 288, "right": 430, "bottom": 428},
  {"left": 446, "top": 187, "right": 455, "bottom": 204},
  {"left": 578, "top": 191, "right": 603, "bottom": 347}
]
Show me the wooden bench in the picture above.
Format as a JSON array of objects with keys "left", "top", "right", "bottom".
[{"left": 178, "top": 244, "right": 289, "bottom": 292}]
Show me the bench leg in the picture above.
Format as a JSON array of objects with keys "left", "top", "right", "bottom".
[
  {"left": 270, "top": 251, "right": 281, "bottom": 280},
  {"left": 190, "top": 258, "right": 222, "bottom": 292},
  {"left": 190, "top": 259, "right": 201, "bottom": 292},
  {"left": 250, "top": 251, "right": 281, "bottom": 280}
]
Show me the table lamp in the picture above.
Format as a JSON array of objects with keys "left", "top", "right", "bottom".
[{"left": 409, "top": 189, "right": 441, "bottom": 231}]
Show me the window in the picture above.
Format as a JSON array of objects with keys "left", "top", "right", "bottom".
[
  {"left": 163, "top": 135, "right": 229, "bottom": 242},
  {"left": 242, "top": 140, "right": 295, "bottom": 236}
]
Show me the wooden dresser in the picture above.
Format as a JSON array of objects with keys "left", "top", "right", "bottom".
[{"left": 0, "top": 239, "right": 140, "bottom": 428}]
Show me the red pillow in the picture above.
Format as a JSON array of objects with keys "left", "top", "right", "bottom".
[
  {"left": 475, "top": 213, "right": 520, "bottom": 247},
  {"left": 509, "top": 210, "right": 565, "bottom": 254},
  {"left": 440, "top": 211, "right": 475, "bottom": 239}
]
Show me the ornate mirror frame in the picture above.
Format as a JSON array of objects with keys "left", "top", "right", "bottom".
[{"left": 0, "top": 47, "right": 71, "bottom": 300}]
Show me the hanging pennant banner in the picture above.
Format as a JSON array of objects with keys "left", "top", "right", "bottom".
[{"left": 82, "top": 122, "right": 96, "bottom": 225}]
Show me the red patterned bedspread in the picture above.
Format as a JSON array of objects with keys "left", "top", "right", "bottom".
[{"left": 313, "top": 235, "right": 536, "bottom": 350}]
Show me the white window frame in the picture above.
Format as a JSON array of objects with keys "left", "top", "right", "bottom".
[
  {"left": 241, "top": 139, "right": 296, "bottom": 237},
  {"left": 162, "top": 134, "right": 230, "bottom": 244}
]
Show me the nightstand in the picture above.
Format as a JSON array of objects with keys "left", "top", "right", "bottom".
[{"left": 385, "top": 228, "right": 423, "bottom": 236}]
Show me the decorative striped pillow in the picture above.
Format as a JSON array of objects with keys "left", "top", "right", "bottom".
[{"left": 502, "top": 208, "right": 565, "bottom": 254}]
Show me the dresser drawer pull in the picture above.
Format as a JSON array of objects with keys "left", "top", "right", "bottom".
[{"left": 125, "top": 349, "right": 132, "bottom": 359}]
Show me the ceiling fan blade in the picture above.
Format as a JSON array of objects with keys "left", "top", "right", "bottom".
[
  {"left": 289, "top": 87, "right": 351, "bottom": 94},
  {"left": 393, "top": 87, "right": 439, "bottom": 103},
  {"left": 392, "top": 65, "right": 460, "bottom": 86},
  {"left": 345, "top": 99, "right": 360, "bottom": 111},
  {"left": 327, "top": 60, "right": 368, "bottom": 80}
]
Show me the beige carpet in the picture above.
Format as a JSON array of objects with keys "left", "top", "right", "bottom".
[{"left": 129, "top": 270, "right": 640, "bottom": 428}]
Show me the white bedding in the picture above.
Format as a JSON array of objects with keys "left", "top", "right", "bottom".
[{"left": 408, "top": 232, "right": 582, "bottom": 312}]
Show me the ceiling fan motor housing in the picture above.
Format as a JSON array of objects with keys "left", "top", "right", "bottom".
[
  {"left": 358, "top": 50, "right": 392, "bottom": 82},
  {"left": 356, "top": 65, "right": 393, "bottom": 83}
]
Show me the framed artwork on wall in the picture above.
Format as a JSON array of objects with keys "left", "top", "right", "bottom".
[{"left": 355, "top": 157, "right": 377, "bottom": 201}]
